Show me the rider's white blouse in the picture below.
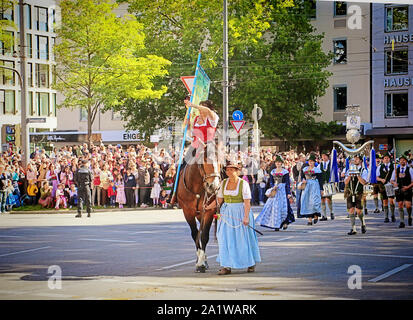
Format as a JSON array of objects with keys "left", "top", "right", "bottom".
[{"left": 217, "top": 178, "right": 252, "bottom": 200}]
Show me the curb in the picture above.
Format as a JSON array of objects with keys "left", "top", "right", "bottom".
[{"left": 8, "top": 206, "right": 172, "bottom": 214}]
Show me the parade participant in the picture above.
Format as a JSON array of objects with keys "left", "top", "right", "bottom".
[
  {"left": 255, "top": 155, "right": 295, "bottom": 231},
  {"left": 361, "top": 157, "right": 369, "bottom": 216},
  {"left": 297, "top": 153, "right": 322, "bottom": 225},
  {"left": 345, "top": 155, "right": 368, "bottom": 235},
  {"left": 214, "top": 161, "right": 261, "bottom": 275},
  {"left": 320, "top": 150, "right": 334, "bottom": 221},
  {"left": 74, "top": 160, "right": 93, "bottom": 218},
  {"left": 170, "top": 98, "right": 220, "bottom": 205},
  {"left": 391, "top": 152, "right": 413, "bottom": 228},
  {"left": 376, "top": 152, "right": 396, "bottom": 223},
  {"left": 372, "top": 156, "right": 382, "bottom": 213}
]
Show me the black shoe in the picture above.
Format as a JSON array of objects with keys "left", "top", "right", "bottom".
[
  {"left": 374, "top": 209, "right": 380, "bottom": 214},
  {"left": 313, "top": 218, "right": 318, "bottom": 224},
  {"left": 384, "top": 218, "right": 390, "bottom": 223},
  {"left": 75, "top": 213, "right": 81, "bottom": 218},
  {"left": 364, "top": 209, "right": 368, "bottom": 215},
  {"left": 87, "top": 213, "right": 91, "bottom": 218},
  {"left": 320, "top": 217, "right": 328, "bottom": 221},
  {"left": 348, "top": 230, "right": 357, "bottom": 235},
  {"left": 307, "top": 222, "right": 313, "bottom": 226},
  {"left": 274, "top": 228, "right": 280, "bottom": 231},
  {"left": 408, "top": 218, "right": 412, "bottom": 226},
  {"left": 391, "top": 216, "right": 396, "bottom": 223},
  {"left": 282, "top": 223, "right": 288, "bottom": 230},
  {"left": 361, "top": 225, "right": 366, "bottom": 234},
  {"left": 331, "top": 213, "right": 335, "bottom": 220},
  {"left": 399, "top": 222, "right": 405, "bottom": 228}
]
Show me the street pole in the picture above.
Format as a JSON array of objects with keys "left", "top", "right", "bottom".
[
  {"left": 19, "top": 0, "right": 29, "bottom": 167},
  {"left": 222, "top": 0, "right": 229, "bottom": 151}
]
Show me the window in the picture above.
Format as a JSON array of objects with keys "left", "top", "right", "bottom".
[
  {"left": 26, "top": 34, "right": 32, "bottom": 58},
  {"left": 3, "top": 90, "right": 15, "bottom": 114},
  {"left": 0, "top": 60, "right": 15, "bottom": 85},
  {"left": 0, "top": 31, "right": 14, "bottom": 56},
  {"left": 49, "top": 8, "right": 55, "bottom": 32},
  {"left": 80, "top": 108, "right": 88, "bottom": 121},
  {"left": 36, "top": 92, "right": 49, "bottom": 116},
  {"left": 36, "top": 35, "right": 48, "bottom": 60},
  {"left": 27, "top": 62, "right": 33, "bottom": 87},
  {"left": 0, "top": 2, "right": 13, "bottom": 21},
  {"left": 334, "top": 85, "right": 347, "bottom": 111},
  {"left": 112, "top": 110, "right": 122, "bottom": 120},
  {"left": 51, "top": 64, "right": 56, "bottom": 87},
  {"left": 385, "top": 92, "right": 408, "bottom": 118},
  {"left": 385, "top": 48, "right": 408, "bottom": 75},
  {"left": 15, "top": 4, "right": 31, "bottom": 29},
  {"left": 333, "top": 39, "right": 347, "bottom": 64},
  {"left": 386, "top": 6, "right": 408, "bottom": 32},
  {"left": 334, "top": 1, "right": 347, "bottom": 16},
  {"left": 50, "top": 37, "right": 55, "bottom": 61},
  {"left": 35, "top": 6, "right": 48, "bottom": 31},
  {"left": 35, "top": 64, "right": 49, "bottom": 88},
  {"left": 28, "top": 91, "right": 36, "bottom": 116}
]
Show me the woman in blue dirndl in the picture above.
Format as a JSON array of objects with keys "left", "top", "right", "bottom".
[
  {"left": 255, "top": 155, "right": 295, "bottom": 231},
  {"left": 297, "top": 153, "right": 323, "bottom": 225},
  {"left": 214, "top": 161, "right": 261, "bottom": 275}
]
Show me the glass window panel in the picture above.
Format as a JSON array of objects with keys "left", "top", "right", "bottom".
[
  {"left": 392, "top": 50, "right": 408, "bottom": 74},
  {"left": 36, "top": 7, "right": 48, "bottom": 31},
  {"left": 334, "top": 1, "right": 347, "bottom": 16},
  {"left": 36, "top": 35, "right": 48, "bottom": 60},
  {"left": 334, "top": 39, "right": 347, "bottom": 64},
  {"left": 4, "top": 90, "right": 15, "bottom": 114},
  {"left": 392, "top": 93, "right": 408, "bottom": 117},
  {"left": 0, "top": 31, "right": 14, "bottom": 56},
  {"left": 36, "top": 64, "right": 49, "bottom": 88},
  {"left": 334, "top": 86, "right": 347, "bottom": 111},
  {"left": 28, "top": 62, "right": 33, "bottom": 87},
  {"left": 37, "top": 92, "right": 49, "bottom": 116},
  {"left": 386, "top": 6, "right": 408, "bottom": 32},
  {"left": 25, "top": 4, "right": 31, "bottom": 29},
  {"left": 0, "top": 60, "right": 14, "bottom": 85},
  {"left": 26, "top": 34, "right": 32, "bottom": 58}
]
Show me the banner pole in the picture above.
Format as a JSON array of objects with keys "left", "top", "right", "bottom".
[{"left": 172, "top": 52, "right": 202, "bottom": 200}]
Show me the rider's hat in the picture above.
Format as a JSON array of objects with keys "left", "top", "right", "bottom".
[{"left": 224, "top": 160, "right": 242, "bottom": 170}]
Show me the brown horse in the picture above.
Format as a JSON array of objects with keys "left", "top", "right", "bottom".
[{"left": 176, "top": 143, "right": 221, "bottom": 272}]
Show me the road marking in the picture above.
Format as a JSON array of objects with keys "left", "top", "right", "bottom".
[
  {"left": 262, "top": 236, "right": 294, "bottom": 241},
  {"left": 156, "top": 254, "right": 219, "bottom": 271},
  {"left": 368, "top": 264, "right": 413, "bottom": 283},
  {"left": 334, "top": 252, "right": 413, "bottom": 259},
  {"left": 79, "top": 238, "right": 136, "bottom": 243},
  {"left": 0, "top": 235, "right": 23, "bottom": 238},
  {"left": 129, "top": 231, "right": 164, "bottom": 234},
  {"left": 0, "top": 246, "right": 51, "bottom": 258}
]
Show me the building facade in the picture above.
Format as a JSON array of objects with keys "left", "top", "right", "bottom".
[
  {"left": 367, "top": 3, "right": 413, "bottom": 157},
  {"left": 0, "top": 0, "right": 58, "bottom": 151}
]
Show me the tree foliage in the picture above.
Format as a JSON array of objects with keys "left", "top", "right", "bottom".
[
  {"left": 118, "top": 0, "right": 339, "bottom": 142},
  {"left": 54, "top": 0, "right": 171, "bottom": 145}
]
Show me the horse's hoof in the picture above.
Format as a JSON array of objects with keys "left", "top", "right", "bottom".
[{"left": 195, "top": 265, "right": 206, "bottom": 273}]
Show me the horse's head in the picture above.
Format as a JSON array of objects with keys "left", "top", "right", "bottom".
[{"left": 198, "top": 142, "right": 221, "bottom": 195}]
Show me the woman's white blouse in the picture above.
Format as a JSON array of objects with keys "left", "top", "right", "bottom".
[{"left": 217, "top": 178, "right": 252, "bottom": 200}]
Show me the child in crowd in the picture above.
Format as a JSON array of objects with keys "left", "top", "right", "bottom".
[
  {"left": 68, "top": 184, "right": 78, "bottom": 208},
  {"left": 55, "top": 183, "right": 67, "bottom": 210},
  {"left": 5, "top": 180, "right": 16, "bottom": 211},
  {"left": 26, "top": 179, "right": 39, "bottom": 205},
  {"left": 115, "top": 174, "right": 126, "bottom": 209},
  {"left": 107, "top": 181, "right": 117, "bottom": 208},
  {"left": 150, "top": 171, "right": 162, "bottom": 207},
  {"left": 38, "top": 181, "right": 53, "bottom": 209},
  {"left": 159, "top": 189, "right": 169, "bottom": 209}
]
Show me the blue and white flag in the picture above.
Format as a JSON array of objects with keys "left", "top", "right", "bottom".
[{"left": 329, "top": 148, "right": 339, "bottom": 183}]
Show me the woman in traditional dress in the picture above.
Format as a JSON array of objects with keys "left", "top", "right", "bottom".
[
  {"left": 255, "top": 155, "right": 295, "bottom": 231},
  {"left": 297, "top": 153, "right": 323, "bottom": 225},
  {"left": 213, "top": 161, "right": 261, "bottom": 275}
]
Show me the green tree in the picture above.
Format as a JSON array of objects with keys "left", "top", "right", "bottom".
[
  {"left": 0, "top": 0, "right": 17, "bottom": 84},
  {"left": 54, "top": 0, "right": 171, "bottom": 146},
  {"left": 120, "top": 0, "right": 338, "bottom": 142}
]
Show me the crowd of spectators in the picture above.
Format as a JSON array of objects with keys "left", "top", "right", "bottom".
[{"left": 0, "top": 142, "right": 351, "bottom": 213}]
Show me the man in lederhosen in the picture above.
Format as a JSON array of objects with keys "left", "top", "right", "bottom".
[
  {"left": 376, "top": 152, "right": 395, "bottom": 223},
  {"left": 74, "top": 160, "right": 93, "bottom": 218},
  {"left": 372, "top": 155, "right": 382, "bottom": 213},
  {"left": 345, "top": 155, "right": 368, "bottom": 235},
  {"left": 320, "top": 150, "right": 334, "bottom": 221},
  {"left": 391, "top": 151, "right": 413, "bottom": 228}
]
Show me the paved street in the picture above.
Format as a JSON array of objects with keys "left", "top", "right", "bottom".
[{"left": 0, "top": 196, "right": 412, "bottom": 300}]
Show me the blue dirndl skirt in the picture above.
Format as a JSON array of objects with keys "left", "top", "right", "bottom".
[{"left": 216, "top": 202, "right": 261, "bottom": 269}]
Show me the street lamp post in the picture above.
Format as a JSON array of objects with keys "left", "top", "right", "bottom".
[
  {"left": 222, "top": 0, "right": 229, "bottom": 151},
  {"left": 19, "top": 0, "right": 29, "bottom": 167}
]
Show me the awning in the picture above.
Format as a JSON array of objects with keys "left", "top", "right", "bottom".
[{"left": 365, "top": 127, "right": 413, "bottom": 136}]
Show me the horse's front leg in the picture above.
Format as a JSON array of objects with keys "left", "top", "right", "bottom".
[{"left": 195, "top": 212, "right": 214, "bottom": 272}]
